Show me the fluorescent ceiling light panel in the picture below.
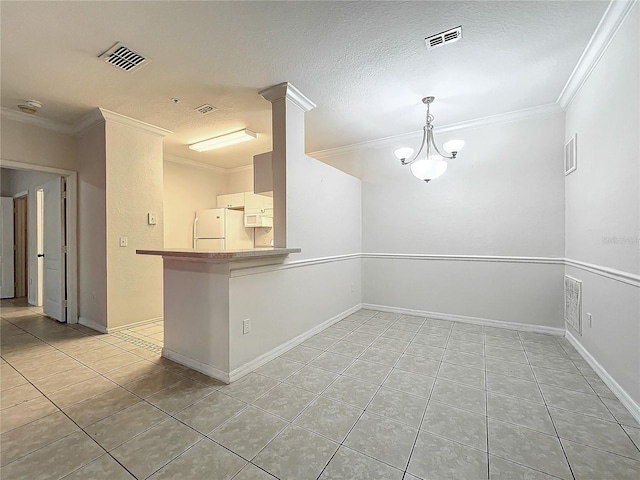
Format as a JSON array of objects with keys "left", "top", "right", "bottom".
[{"left": 189, "top": 128, "right": 257, "bottom": 152}]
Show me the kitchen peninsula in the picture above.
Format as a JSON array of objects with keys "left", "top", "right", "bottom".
[{"left": 137, "top": 247, "right": 300, "bottom": 383}]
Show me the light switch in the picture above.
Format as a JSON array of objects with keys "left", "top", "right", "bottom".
[
  {"left": 148, "top": 212, "right": 157, "bottom": 225},
  {"left": 119, "top": 236, "right": 128, "bottom": 247}
]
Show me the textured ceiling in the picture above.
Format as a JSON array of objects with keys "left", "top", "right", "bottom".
[{"left": 1, "top": 1, "right": 608, "bottom": 169}]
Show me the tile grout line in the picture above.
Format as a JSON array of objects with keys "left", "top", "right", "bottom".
[
  {"left": 313, "top": 311, "right": 430, "bottom": 479},
  {"left": 484, "top": 329, "right": 490, "bottom": 479},
  {"left": 401, "top": 317, "right": 454, "bottom": 478},
  {"left": 519, "top": 330, "right": 577, "bottom": 480},
  {"left": 3, "top": 306, "right": 638, "bottom": 479}
]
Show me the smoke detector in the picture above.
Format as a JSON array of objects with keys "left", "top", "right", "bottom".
[
  {"left": 99, "top": 42, "right": 150, "bottom": 72},
  {"left": 425, "top": 26, "right": 463, "bottom": 50},
  {"left": 18, "top": 100, "right": 42, "bottom": 115}
]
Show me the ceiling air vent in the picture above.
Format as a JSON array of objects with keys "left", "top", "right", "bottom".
[
  {"left": 195, "top": 104, "right": 217, "bottom": 114},
  {"left": 99, "top": 42, "right": 150, "bottom": 72},
  {"left": 425, "top": 26, "right": 463, "bottom": 50}
]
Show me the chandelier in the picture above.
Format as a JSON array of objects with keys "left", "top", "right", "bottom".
[{"left": 394, "top": 96, "right": 464, "bottom": 182}]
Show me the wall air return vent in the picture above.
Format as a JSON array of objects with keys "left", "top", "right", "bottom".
[
  {"left": 564, "top": 275, "right": 582, "bottom": 334},
  {"left": 425, "top": 26, "right": 463, "bottom": 50},
  {"left": 99, "top": 42, "right": 150, "bottom": 72},
  {"left": 195, "top": 104, "right": 217, "bottom": 115}
]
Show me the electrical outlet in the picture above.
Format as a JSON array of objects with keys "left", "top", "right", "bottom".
[
  {"left": 243, "top": 318, "right": 251, "bottom": 335},
  {"left": 119, "top": 236, "right": 128, "bottom": 247},
  {"left": 587, "top": 313, "right": 592, "bottom": 328}
]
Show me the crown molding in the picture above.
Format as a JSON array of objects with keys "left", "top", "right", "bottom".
[
  {"left": 72, "top": 108, "right": 105, "bottom": 135},
  {"left": 308, "top": 103, "right": 563, "bottom": 161},
  {"left": 96, "top": 108, "right": 172, "bottom": 137},
  {"left": 227, "top": 164, "right": 253, "bottom": 174},
  {"left": 1, "top": 107, "right": 75, "bottom": 135},
  {"left": 259, "top": 82, "right": 316, "bottom": 112},
  {"left": 164, "top": 154, "right": 229, "bottom": 174},
  {"left": 557, "top": 0, "right": 637, "bottom": 109},
  {"left": 2, "top": 106, "right": 172, "bottom": 138}
]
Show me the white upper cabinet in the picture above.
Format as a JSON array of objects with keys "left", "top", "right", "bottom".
[
  {"left": 216, "top": 192, "right": 245, "bottom": 209},
  {"left": 244, "top": 192, "right": 273, "bottom": 211},
  {"left": 216, "top": 192, "right": 273, "bottom": 211}
]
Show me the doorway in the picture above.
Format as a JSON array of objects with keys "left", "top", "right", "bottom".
[
  {"left": 0, "top": 164, "right": 77, "bottom": 323},
  {"left": 13, "top": 194, "right": 28, "bottom": 298}
]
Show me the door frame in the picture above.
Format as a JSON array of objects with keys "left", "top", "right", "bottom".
[
  {"left": 12, "top": 192, "right": 28, "bottom": 298},
  {"left": 0, "top": 160, "right": 78, "bottom": 324}
]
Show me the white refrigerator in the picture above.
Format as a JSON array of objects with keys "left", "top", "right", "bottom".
[{"left": 193, "top": 208, "right": 254, "bottom": 250}]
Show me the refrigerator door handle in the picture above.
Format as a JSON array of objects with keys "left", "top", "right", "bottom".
[{"left": 193, "top": 216, "right": 199, "bottom": 249}]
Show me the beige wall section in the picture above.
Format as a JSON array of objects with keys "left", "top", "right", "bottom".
[
  {"left": 105, "top": 121, "right": 164, "bottom": 329},
  {"left": 163, "top": 161, "right": 227, "bottom": 249},
  {"left": 77, "top": 122, "right": 108, "bottom": 329},
  {"left": 226, "top": 167, "right": 253, "bottom": 193},
  {"left": 0, "top": 117, "right": 77, "bottom": 171},
  {"left": 0, "top": 168, "right": 60, "bottom": 306}
]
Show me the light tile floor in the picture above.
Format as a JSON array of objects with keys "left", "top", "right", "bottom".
[{"left": 1, "top": 299, "right": 639, "bottom": 479}]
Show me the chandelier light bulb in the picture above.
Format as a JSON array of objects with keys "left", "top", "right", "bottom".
[
  {"left": 410, "top": 155, "right": 448, "bottom": 182},
  {"left": 394, "top": 147, "right": 414, "bottom": 160},
  {"left": 443, "top": 139, "right": 465, "bottom": 154}
]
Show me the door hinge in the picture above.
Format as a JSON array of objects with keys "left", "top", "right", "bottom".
[
  {"left": 62, "top": 300, "right": 67, "bottom": 308},
  {"left": 62, "top": 245, "right": 67, "bottom": 254},
  {"left": 13, "top": 245, "right": 16, "bottom": 251}
]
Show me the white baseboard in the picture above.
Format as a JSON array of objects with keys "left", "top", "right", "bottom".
[
  {"left": 162, "top": 347, "right": 230, "bottom": 384},
  {"left": 566, "top": 331, "right": 640, "bottom": 424},
  {"left": 362, "top": 303, "right": 565, "bottom": 336},
  {"left": 79, "top": 316, "right": 108, "bottom": 334},
  {"left": 106, "top": 316, "right": 163, "bottom": 333},
  {"left": 228, "top": 303, "right": 363, "bottom": 383}
]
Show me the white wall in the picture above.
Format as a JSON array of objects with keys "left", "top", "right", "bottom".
[
  {"left": 0, "top": 117, "right": 77, "bottom": 171},
  {"left": 105, "top": 121, "right": 164, "bottom": 329},
  {"left": 288, "top": 154, "right": 362, "bottom": 261},
  {"left": 360, "top": 113, "right": 566, "bottom": 257},
  {"left": 0, "top": 168, "right": 60, "bottom": 305},
  {"left": 227, "top": 153, "right": 363, "bottom": 371},
  {"left": 163, "top": 161, "right": 227, "bottom": 249},
  {"left": 77, "top": 122, "right": 108, "bottom": 329},
  {"left": 227, "top": 93, "right": 363, "bottom": 372},
  {"left": 564, "top": 5, "right": 640, "bottom": 406},
  {"left": 319, "top": 112, "right": 567, "bottom": 329}
]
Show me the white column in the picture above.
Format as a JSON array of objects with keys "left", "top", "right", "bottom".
[{"left": 259, "top": 83, "right": 315, "bottom": 248}]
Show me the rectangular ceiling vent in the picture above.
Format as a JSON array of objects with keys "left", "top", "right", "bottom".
[
  {"left": 425, "top": 26, "right": 463, "bottom": 50},
  {"left": 195, "top": 104, "right": 217, "bottom": 115},
  {"left": 99, "top": 42, "right": 150, "bottom": 72}
]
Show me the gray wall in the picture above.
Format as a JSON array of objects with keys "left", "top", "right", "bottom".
[
  {"left": 355, "top": 112, "right": 566, "bottom": 329},
  {"left": 564, "top": 5, "right": 640, "bottom": 405}
]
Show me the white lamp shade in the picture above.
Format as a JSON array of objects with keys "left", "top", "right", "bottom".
[
  {"left": 443, "top": 139, "right": 465, "bottom": 154},
  {"left": 394, "top": 147, "right": 414, "bottom": 160},
  {"left": 410, "top": 155, "right": 448, "bottom": 181}
]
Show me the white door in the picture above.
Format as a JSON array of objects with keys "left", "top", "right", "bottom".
[
  {"left": 195, "top": 209, "right": 225, "bottom": 238},
  {"left": 42, "top": 178, "right": 66, "bottom": 322},
  {"left": 0, "top": 197, "right": 15, "bottom": 299}
]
